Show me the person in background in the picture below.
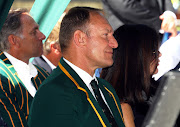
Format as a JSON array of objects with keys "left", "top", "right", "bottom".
[
  {"left": 0, "top": 1, "right": 14, "bottom": 126},
  {"left": 32, "top": 13, "right": 65, "bottom": 74},
  {"left": 0, "top": 9, "right": 49, "bottom": 127},
  {"left": 153, "top": 34, "right": 180, "bottom": 80},
  {"left": 101, "top": 24, "right": 161, "bottom": 127},
  {"left": 102, "top": 0, "right": 177, "bottom": 38},
  {"left": 32, "top": 26, "right": 61, "bottom": 73},
  {"left": 28, "top": 7, "right": 125, "bottom": 127}
]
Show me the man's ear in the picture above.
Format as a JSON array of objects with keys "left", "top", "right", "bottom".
[
  {"left": 8, "top": 34, "right": 20, "bottom": 47},
  {"left": 73, "top": 30, "right": 87, "bottom": 47},
  {"left": 51, "top": 43, "right": 61, "bottom": 54}
]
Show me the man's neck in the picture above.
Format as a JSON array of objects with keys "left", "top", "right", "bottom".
[
  {"left": 63, "top": 56, "right": 96, "bottom": 77},
  {"left": 45, "top": 54, "right": 57, "bottom": 66},
  {"left": 6, "top": 51, "right": 29, "bottom": 64}
]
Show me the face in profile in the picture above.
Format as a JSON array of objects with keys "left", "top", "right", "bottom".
[
  {"left": 19, "top": 13, "right": 46, "bottom": 58},
  {"left": 150, "top": 51, "right": 162, "bottom": 75},
  {"left": 84, "top": 12, "right": 118, "bottom": 69}
]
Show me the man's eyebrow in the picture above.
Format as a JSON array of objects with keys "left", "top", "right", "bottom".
[
  {"left": 31, "top": 25, "right": 39, "bottom": 32},
  {"left": 34, "top": 25, "right": 39, "bottom": 30},
  {"left": 105, "top": 28, "right": 113, "bottom": 33}
]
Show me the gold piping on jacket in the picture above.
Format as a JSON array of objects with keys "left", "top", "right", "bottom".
[
  {"left": 0, "top": 66, "right": 15, "bottom": 87},
  {"left": 0, "top": 61, "right": 25, "bottom": 110},
  {"left": 58, "top": 62, "right": 107, "bottom": 127},
  {"left": 0, "top": 76, "right": 24, "bottom": 127},
  {"left": 104, "top": 87, "right": 124, "bottom": 123}
]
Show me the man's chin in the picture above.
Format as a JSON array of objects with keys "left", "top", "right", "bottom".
[{"left": 102, "top": 61, "right": 113, "bottom": 68}]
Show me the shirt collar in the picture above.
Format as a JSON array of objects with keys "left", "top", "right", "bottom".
[
  {"left": 63, "top": 58, "right": 98, "bottom": 86},
  {"left": 4, "top": 52, "right": 38, "bottom": 77},
  {"left": 42, "top": 55, "right": 56, "bottom": 70}
]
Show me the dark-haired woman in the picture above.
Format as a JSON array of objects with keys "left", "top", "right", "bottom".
[{"left": 101, "top": 24, "right": 161, "bottom": 127}]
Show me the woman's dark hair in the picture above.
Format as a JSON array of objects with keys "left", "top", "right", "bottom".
[{"left": 101, "top": 24, "right": 160, "bottom": 105}]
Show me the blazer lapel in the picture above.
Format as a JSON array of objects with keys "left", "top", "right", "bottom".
[
  {"left": 33, "top": 56, "right": 52, "bottom": 74},
  {"left": 0, "top": 52, "right": 30, "bottom": 111},
  {"left": 98, "top": 79, "right": 124, "bottom": 126},
  {"left": 60, "top": 58, "right": 112, "bottom": 126},
  {"left": 0, "top": 51, "right": 26, "bottom": 88}
]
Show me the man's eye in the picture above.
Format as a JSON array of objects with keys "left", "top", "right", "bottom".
[
  {"left": 103, "top": 33, "right": 108, "bottom": 36},
  {"left": 32, "top": 31, "right": 36, "bottom": 35}
]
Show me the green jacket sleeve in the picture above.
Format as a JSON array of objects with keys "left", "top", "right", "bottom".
[{"left": 0, "top": 75, "right": 28, "bottom": 127}]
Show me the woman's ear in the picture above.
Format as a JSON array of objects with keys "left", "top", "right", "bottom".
[{"left": 73, "top": 30, "right": 87, "bottom": 47}]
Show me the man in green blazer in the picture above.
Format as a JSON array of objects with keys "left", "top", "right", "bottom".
[
  {"left": 28, "top": 7, "right": 125, "bottom": 127},
  {"left": 0, "top": 9, "right": 49, "bottom": 127}
]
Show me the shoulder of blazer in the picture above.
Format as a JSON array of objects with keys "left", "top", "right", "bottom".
[
  {"left": 0, "top": 55, "right": 19, "bottom": 87},
  {"left": 32, "top": 57, "right": 45, "bottom": 66},
  {"left": 33, "top": 65, "right": 50, "bottom": 78}
]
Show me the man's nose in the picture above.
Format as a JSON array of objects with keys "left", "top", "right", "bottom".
[
  {"left": 109, "top": 37, "right": 118, "bottom": 48},
  {"left": 38, "top": 30, "right": 46, "bottom": 40}
]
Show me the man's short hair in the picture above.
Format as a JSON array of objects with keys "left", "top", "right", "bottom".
[
  {"left": 59, "top": 7, "right": 102, "bottom": 53},
  {"left": 0, "top": 8, "right": 28, "bottom": 51}
]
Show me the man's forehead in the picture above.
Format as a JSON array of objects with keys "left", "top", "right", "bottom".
[
  {"left": 21, "top": 12, "right": 35, "bottom": 21},
  {"left": 89, "top": 13, "right": 113, "bottom": 32},
  {"left": 21, "top": 13, "right": 37, "bottom": 24},
  {"left": 20, "top": 13, "right": 39, "bottom": 30}
]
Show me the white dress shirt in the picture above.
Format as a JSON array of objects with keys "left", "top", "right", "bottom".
[
  {"left": 42, "top": 55, "right": 56, "bottom": 70},
  {"left": 63, "top": 58, "right": 112, "bottom": 111},
  {"left": 4, "top": 52, "right": 38, "bottom": 97}
]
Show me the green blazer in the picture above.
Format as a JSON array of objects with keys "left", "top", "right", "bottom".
[
  {"left": 28, "top": 58, "right": 125, "bottom": 127},
  {"left": 0, "top": 52, "right": 49, "bottom": 127}
]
